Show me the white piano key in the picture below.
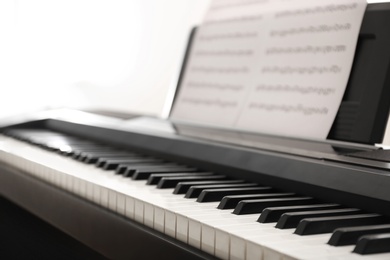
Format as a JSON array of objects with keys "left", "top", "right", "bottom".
[
  {"left": 116, "top": 192, "right": 126, "bottom": 215},
  {"left": 201, "top": 224, "right": 215, "bottom": 255},
  {"left": 86, "top": 181, "right": 94, "bottom": 201},
  {"left": 176, "top": 214, "right": 188, "bottom": 243},
  {"left": 154, "top": 206, "right": 165, "bottom": 233},
  {"left": 80, "top": 179, "right": 88, "bottom": 198},
  {"left": 93, "top": 183, "right": 101, "bottom": 204},
  {"left": 246, "top": 241, "right": 263, "bottom": 260},
  {"left": 165, "top": 210, "right": 177, "bottom": 238},
  {"left": 188, "top": 219, "right": 202, "bottom": 249},
  {"left": 108, "top": 189, "right": 117, "bottom": 211},
  {"left": 125, "top": 196, "right": 135, "bottom": 219},
  {"left": 264, "top": 247, "right": 284, "bottom": 260},
  {"left": 230, "top": 234, "right": 246, "bottom": 260},
  {"left": 144, "top": 202, "right": 154, "bottom": 228},
  {"left": 100, "top": 186, "right": 109, "bottom": 208},
  {"left": 134, "top": 199, "right": 144, "bottom": 224}
]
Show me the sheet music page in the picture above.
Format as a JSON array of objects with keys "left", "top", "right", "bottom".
[{"left": 171, "top": 0, "right": 367, "bottom": 140}]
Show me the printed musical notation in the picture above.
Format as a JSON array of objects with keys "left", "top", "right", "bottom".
[
  {"left": 195, "top": 49, "right": 254, "bottom": 57},
  {"left": 248, "top": 103, "right": 329, "bottom": 116},
  {"left": 275, "top": 3, "right": 358, "bottom": 18},
  {"left": 181, "top": 98, "right": 238, "bottom": 108},
  {"left": 187, "top": 82, "right": 244, "bottom": 91},
  {"left": 171, "top": 0, "right": 367, "bottom": 140},
  {"left": 204, "top": 15, "right": 263, "bottom": 26},
  {"left": 255, "top": 85, "right": 336, "bottom": 96},
  {"left": 265, "top": 45, "right": 346, "bottom": 55},
  {"left": 270, "top": 23, "right": 351, "bottom": 37},
  {"left": 198, "top": 32, "right": 258, "bottom": 41},
  {"left": 191, "top": 66, "right": 249, "bottom": 74}
]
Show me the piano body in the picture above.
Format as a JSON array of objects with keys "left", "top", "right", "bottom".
[{"left": 2, "top": 2, "right": 390, "bottom": 260}]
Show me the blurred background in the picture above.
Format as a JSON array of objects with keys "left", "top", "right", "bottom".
[{"left": 0, "top": 0, "right": 387, "bottom": 119}]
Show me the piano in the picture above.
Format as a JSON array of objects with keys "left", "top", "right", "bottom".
[{"left": 1, "top": 2, "right": 390, "bottom": 259}]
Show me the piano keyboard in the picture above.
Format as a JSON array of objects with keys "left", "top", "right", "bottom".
[{"left": 1, "top": 129, "right": 390, "bottom": 260}]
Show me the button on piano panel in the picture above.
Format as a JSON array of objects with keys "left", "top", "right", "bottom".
[{"left": 2, "top": 129, "right": 390, "bottom": 260}]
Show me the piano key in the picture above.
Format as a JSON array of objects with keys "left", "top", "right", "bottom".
[
  {"left": 101, "top": 158, "right": 162, "bottom": 170},
  {"left": 354, "top": 233, "right": 390, "bottom": 255},
  {"left": 185, "top": 183, "right": 259, "bottom": 199},
  {"left": 121, "top": 164, "right": 182, "bottom": 177},
  {"left": 71, "top": 149, "right": 120, "bottom": 159},
  {"left": 197, "top": 186, "right": 278, "bottom": 203},
  {"left": 156, "top": 174, "right": 225, "bottom": 189},
  {"left": 131, "top": 166, "right": 198, "bottom": 180},
  {"left": 258, "top": 204, "right": 342, "bottom": 223},
  {"left": 275, "top": 208, "right": 362, "bottom": 229},
  {"left": 94, "top": 156, "right": 147, "bottom": 166},
  {"left": 173, "top": 179, "right": 245, "bottom": 194},
  {"left": 116, "top": 162, "right": 177, "bottom": 175},
  {"left": 147, "top": 172, "right": 213, "bottom": 185},
  {"left": 295, "top": 214, "right": 388, "bottom": 235},
  {"left": 217, "top": 192, "right": 296, "bottom": 209},
  {"left": 233, "top": 197, "right": 316, "bottom": 215},
  {"left": 328, "top": 224, "right": 390, "bottom": 246},
  {"left": 81, "top": 152, "right": 137, "bottom": 163}
]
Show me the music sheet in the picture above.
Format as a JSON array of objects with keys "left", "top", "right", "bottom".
[{"left": 171, "top": 0, "right": 367, "bottom": 140}]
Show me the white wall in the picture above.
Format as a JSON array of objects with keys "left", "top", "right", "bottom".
[{"left": 0, "top": 0, "right": 211, "bottom": 118}]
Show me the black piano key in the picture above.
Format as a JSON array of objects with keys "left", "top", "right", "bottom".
[
  {"left": 354, "top": 233, "right": 390, "bottom": 255},
  {"left": 81, "top": 152, "right": 136, "bottom": 163},
  {"left": 294, "top": 214, "right": 388, "bottom": 236},
  {"left": 147, "top": 172, "right": 213, "bottom": 185},
  {"left": 118, "top": 163, "right": 177, "bottom": 176},
  {"left": 275, "top": 208, "right": 362, "bottom": 229},
  {"left": 218, "top": 193, "right": 296, "bottom": 209},
  {"left": 258, "top": 204, "right": 342, "bottom": 223},
  {"left": 173, "top": 180, "right": 245, "bottom": 194},
  {"left": 185, "top": 183, "right": 258, "bottom": 199},
  {"left": 328, "top": 224, "right": 390, "bottom": 246},
  {"left": 94, "top": 156, "right": 145, "bottom": 167},
  {"left": 72, "top": 149, "right": 119, "bottom": 160},
  {"left": 131, "top": 167, "right": 198, "bottom": 180},
  {"left": 233, "top": 197, "right": 316, "bottom": 215},
  {"left": 117, "top": 164, "right": 171, "bottom": 177},
  {"left": 197, "top": 187, "right": 274, "bottom": 203},
  {"left": 101, "top": 158, "right": 162, "bottom": 170},
  {"left": 157, "top": 175, "right": 225, "bottom": 189}
]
